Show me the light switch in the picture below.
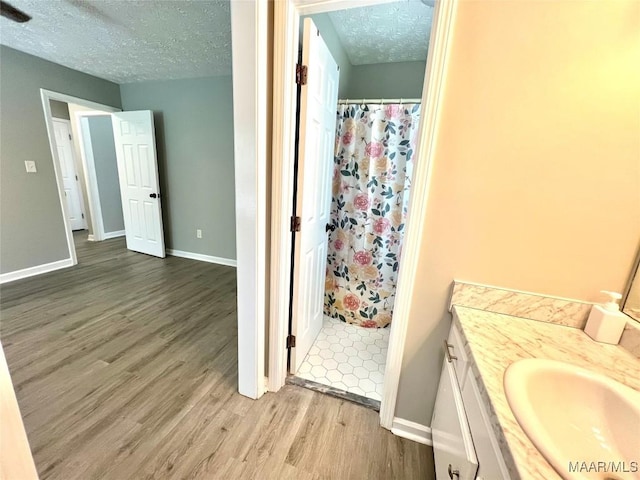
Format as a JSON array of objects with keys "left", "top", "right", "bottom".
[{"left": 25, "top": 161, "right": 37, "bottom": 173}]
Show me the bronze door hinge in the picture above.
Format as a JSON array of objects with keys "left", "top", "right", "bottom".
[
  {"left": 296, "top": 64, "right": 307, "bottom": 85},
  {"left": 290, "top": 215, "right": 301, "bottom": 232}
]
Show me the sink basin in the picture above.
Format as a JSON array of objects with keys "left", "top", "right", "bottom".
[{"left": 504, "top": 358, "right": 640, "bottom": 480}]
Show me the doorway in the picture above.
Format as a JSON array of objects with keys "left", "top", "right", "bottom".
[
  {"left": 41, "top": 89, "right": 167, "bottom": 263},
  {"left": 268, "top": 0, "right": 456, "bottom": 431},
  {"left": 289, "top": 6, "right": 431, "bottom": 405}
]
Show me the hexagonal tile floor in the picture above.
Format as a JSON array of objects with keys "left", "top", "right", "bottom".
[{"left": 295, "top": 315, "right": 389, "bottom": 401}]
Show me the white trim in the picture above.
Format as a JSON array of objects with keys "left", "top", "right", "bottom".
[
  {"left": 391, "top": 418, "right": 433, "bottom": 446},
  {"left": 230, "top": 0, "right": 269, "bottom": 400},
  {"left": 87, "top": 234, "right": 96, "bottom": 242},
  {"left": 74, "top": 110, "right": 116, "bottom": 242},
  {"left": 268, "top": 0, "right": 298, "bottom": 393},
  {"left": 294, "top": 0, "right": 399, "bottom": 15},
  {"left": 0, "top": 258, "right": 74, "bottom": 284},
  {"left": 103, "top": 230, "right": 126, "bottom": 240},
  {"left": 166, "top": 249, "right": 237, "bottom": 268},
  {"left": 268, "top": 0, "right": 458, "bottom": 431},
  {"left": 39, "top": 89, "right": 120, "bottom": 266}
]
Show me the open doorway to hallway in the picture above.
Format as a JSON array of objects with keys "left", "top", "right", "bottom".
[
  {"left": 47, "top": 98, "right": 126, "bottom": 254},
  {"left": 42, "top": 90, "right": 167, "bottom": 264}
]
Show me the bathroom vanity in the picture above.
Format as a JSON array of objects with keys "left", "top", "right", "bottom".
[{"left": 431, "top": 304, "right": 640, "bottom": 480}]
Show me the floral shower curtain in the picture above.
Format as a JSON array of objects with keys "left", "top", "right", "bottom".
[{"left": 324, "top": 103, "right": 421, "bottom": 328}]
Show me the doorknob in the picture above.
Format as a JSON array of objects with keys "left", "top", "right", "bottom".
[
  {"left": 149, "top": 193, "right": 160, "bottom": 198},
  {"left": 325, "top": 223, "right": 336, "bottom": 233},
  {"left": 448, "top": 464, "right": 459, "bottom": 479}
]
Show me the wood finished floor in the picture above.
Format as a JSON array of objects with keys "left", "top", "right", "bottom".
[{"left": 0, "top": 233, "right": 433, "bottom": 479}]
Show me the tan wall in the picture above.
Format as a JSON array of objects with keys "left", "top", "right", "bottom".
[{"left": 396, "top": 0, "right": 640, "bottom": 425}]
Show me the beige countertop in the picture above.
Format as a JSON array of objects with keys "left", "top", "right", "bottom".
[{"left": 452, "top": 305, "right": 640, "bottom": 480}]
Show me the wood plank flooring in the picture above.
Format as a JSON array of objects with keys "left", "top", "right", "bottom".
[{"left": 1, "top": 232, "right": 433, "bottom": 479}]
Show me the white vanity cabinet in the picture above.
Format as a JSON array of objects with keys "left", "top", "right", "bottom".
[{"left": 431, "top": 322, "right": 511, "bottom": 480}]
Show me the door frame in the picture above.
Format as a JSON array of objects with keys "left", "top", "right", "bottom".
[
  {"left": 268, "top": 0, "right": 458, "bottom": 429},
  {"left": 40, "top": 89, "right": 121, "bottom": 264},
  {"left": 73, "top": 110, "right": 121, "bottom": 242},
  {"left": 51, "top": 117, "right": 89, "bottom": 231}
]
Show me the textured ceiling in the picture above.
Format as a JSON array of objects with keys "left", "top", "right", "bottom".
[
  {"left": 328, "top": 1, "right": 432, "bottom": 65},
  {"left": 0, "top": 0, "right": 231, "bottom": 83}
]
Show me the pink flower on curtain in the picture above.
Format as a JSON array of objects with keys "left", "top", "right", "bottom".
[
  {"left": 353, "top": 250, "right": 372, "bottom": 266},
  {"left": 353, "top": 193, "right": 370, "bottom": 211},
  {"left": 385, "top": 104, "right": 402, "bottom": 119},
  {"left": 373, "top": 217, "right": 391, "bottom": 234},
  {"left": 324, "top": 103, "right": 421, "bottom": 328},
  {"left": 365, "top": 141, "right": 384, "bottom": 158},
  {"left": 343, "top": 294, "right": 360, "bottom": 311}
]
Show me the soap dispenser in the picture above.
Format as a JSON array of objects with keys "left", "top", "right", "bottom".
[{"left": 584, "top": 290, "right": 628, "bottom": 344}]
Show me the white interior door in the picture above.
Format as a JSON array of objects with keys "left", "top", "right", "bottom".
[
  {"left": 52, "top": 119, "right": 87, "bottom": 231},
  {"left": 111, "top": 111, "right": 165, "bottom": 258},
  {"left": 290, "top": 18, "right": 340, "bottom": 372}
]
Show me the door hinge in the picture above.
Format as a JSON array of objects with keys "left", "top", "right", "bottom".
[
  {"left": 81, "top": 213, "right": 84, "bottom": 219},
  {"left": 75, "top": 174, "right": 78, "bottom": 180},
  {"left": 296, "top": 64, "right": 307, "bottom": 85},
  {"left": 290, "top": 215, "right": 301, "bottom": 232},
  {"left": 68, "top": 133, "right": 72, "bottom": 140},
  {"left": 286, "top": 335, "right": 296, "bottom": 348}
]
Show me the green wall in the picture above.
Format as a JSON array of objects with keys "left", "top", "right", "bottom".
[
  {"left": 346, "top": 61, "right": 426, "bottom": 99},
  {"left": 120, "top": 77, "right": 236, "bottom": 261},
  {"left": 0, "top": 46, "right": 121, "bottom": 274},
  {"left": 86, "top": 116, "right": 124, "bottom": 234},
  {"left": 305, "top": 14, "right": 425, "bottom": 100}
]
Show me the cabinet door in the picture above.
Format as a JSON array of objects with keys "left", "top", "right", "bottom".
[
  {"left": 462, "top": 372, "right": 511, "bottom": 479},
  {"left": 432, "top": 358, "right": 478, "bottom": 480}
]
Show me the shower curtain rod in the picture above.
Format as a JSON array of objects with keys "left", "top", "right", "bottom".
[{"left": 338, "top": 98, "right": 421, "bottom": 105}]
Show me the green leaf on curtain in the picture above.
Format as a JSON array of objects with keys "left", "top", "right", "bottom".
[{"left": 341, "top": 169, "right": 351, "bottom": 176}]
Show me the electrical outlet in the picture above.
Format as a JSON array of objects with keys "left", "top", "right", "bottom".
[
  {"left": 25, "top": 161, "right": 37, "bottom": 173},
  {"left": 196, "top": 229, "right": 202, "bottom": 239}
]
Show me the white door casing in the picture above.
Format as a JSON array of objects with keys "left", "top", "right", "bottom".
[
  {"left": 111, "top": 111, "right": 165, "bottom": 258},
  {"left": 290, "top": 18, "right": 340, "bottom": 372},
  {"left": 52, "top": 119, "right": 87, "bottom": 231}
]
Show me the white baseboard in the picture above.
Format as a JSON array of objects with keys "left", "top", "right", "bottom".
[
  {"left": 391, "top": 417, "right": 432, "bottom": 446},
  {"left": 166, "top": 249, "right": 237, "bottom": 267},
  {"left": 87, "top": 234, "right": 96, "bottom": 241},
  {"left": 0, "top": 258, "right": 74, "bottom": 284},
  {"left": 103, "top": 230, "right": 125, "bottom": 240}
]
